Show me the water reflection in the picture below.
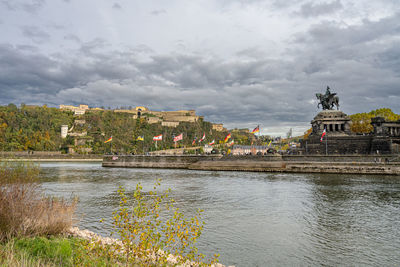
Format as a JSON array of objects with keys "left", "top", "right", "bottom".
[{"left": 39, "top": 162, "right": 400, "bottom": 267}]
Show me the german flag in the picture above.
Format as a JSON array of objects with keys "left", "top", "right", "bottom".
[
  {"left": 104, "top": 136, "right": 112, "bottom": 143},
  {"left": 224, "top": 133, "right": 231, "bottom": 142},
  {"left": 252, "top": 125, "right": 260, "bottom": 133}
]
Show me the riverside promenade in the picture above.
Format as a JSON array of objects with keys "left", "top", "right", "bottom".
[{"left": 103, "top": 154, "right": 400, "bottom": 175}]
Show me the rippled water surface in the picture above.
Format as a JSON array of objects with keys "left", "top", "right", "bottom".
[{"left": 39, "top": 162, "right": 400, "bottom": 266}]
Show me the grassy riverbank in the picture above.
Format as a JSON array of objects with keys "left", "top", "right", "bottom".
[{"left": 0, "top": 236, "right": 109, "bottom": 266}]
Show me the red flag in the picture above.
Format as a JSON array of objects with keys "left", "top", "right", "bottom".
[
  {"left": 199, "top": 132, "right": 205, "bottom": 142},
  {"left": 173, "top": 133, "right": 183, "bottom": 142},
  {"left": 153, "top": 134, "right": 162, "bottom": 141},
  {"left": 320, "top": 129, "right": 326, "bottom": 142},
  {"left": 209, "top": 139, "right": 215, "bottom": 145},
  {"left": 104, "top": 136, "right": 112, "bottom": 143},
  {"left": 192, "top": 137, "right": 197, "bottom": 145}
]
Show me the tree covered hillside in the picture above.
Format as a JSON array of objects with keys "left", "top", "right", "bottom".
[
  {"left": 0, "top": 104, "right": 249, "bottom": 153},
  {"left": 0, "top": 104, "right": 74, "bottom": 151}
]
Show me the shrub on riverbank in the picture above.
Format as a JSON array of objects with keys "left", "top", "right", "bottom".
[
  {"left": 0, "top": 161, "right": 77, "bottom": 241},
  {"left": 87, "top": 182, "right": 219, "bottom": 266}
]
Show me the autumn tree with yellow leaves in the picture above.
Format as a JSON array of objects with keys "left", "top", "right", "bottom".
[{"left": 350, "top": 108, "right": 400, "bottom": 134}]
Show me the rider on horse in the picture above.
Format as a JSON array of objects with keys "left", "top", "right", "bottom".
[{"left": 316, "top": 86, "right": 339, "bottom": 110}]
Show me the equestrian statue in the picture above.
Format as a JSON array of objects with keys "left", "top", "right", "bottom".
[{"left": 316, "top": 86, "right": 339, "bottom": 110}]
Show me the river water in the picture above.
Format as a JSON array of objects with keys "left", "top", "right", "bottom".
[{"left": 39, "top": 162, "right": 400, "bottom": 266}]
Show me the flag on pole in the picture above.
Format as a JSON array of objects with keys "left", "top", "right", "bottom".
[
  {"left": 173, "top": 133, "right": 183, "bottom": 142},
  {"left": 267, "top": 140, "right": 272, "bottom": 146},
  {"left": 192, "top": 137, "right": 197, "bottom": 145},
  {"left": 224, "top": 133, "right": 231, "bottom": 142},
  {"left": 227, "top": 139, "right": 234, "bottom": 146},
  {"left": 208, "top": 139, "right": 215, "bottom": 145},
  {"left": 320, "top": 129, "right": 326, "bottom": 142},
  {"left": 199, "top": 132, "right": 206, "bottom": 142},
  {"left": 153, "top": 134, "right": 163, "bottom": 141},
  {"left": 136, "top": 136, "right": 144, "bottom": 141},
  {"left": 251, "top": 125, "right": 260, "bottom": 134},
  {"left": 104, "top": 136, "right": 112, "bottom": 143}
]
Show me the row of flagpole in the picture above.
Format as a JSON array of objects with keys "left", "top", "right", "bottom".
[{"left": 103, "top": 124, "right": 265, "bottom": 153}]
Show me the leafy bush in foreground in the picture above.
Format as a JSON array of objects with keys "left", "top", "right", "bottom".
[{"left": 85, "top": 182, "right": 219, "bottom": 266}]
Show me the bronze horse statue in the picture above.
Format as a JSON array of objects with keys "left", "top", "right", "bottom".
[{"left": 316, "top": 88, "right": 339, "bottom": 110}]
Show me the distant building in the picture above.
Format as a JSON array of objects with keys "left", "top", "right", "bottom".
[
  {"left": 212, "top": 123, "right": 224, "bottom": 132},
  {"left": 60, "top": 104, "right": 89, "bottom": 115},
  {"left": 61, "top": 125, "right": 69, "bottom": 138},
  {"left": 148, "top": 117, "right": 161, "bottom": 124},
  {"left": 231, "top": 145, "right": 270, "bottom": 155},
  {"left": 161, "top": 121, "right": 180, "bottom": 127},
  {"left": 203, "top": 144, "right": 213, "bottom": 154}
]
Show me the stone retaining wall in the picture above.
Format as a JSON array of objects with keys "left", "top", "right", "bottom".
[{"left": 103, "top": 154, "right": 400, "bottom": 175}]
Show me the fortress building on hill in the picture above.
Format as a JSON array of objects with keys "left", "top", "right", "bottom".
[
  {"left": 59, "top": 104, "right": 225, "bottom": 129},
  {"left": 212, "top": 123, "right": 226, "bottom": 132},
  {"left": 114, "top": 106, "right": 206, "bottom": 128},
  {"left": 60, "top": 104, "right": 89, "bottom": 115},
  {"left": 60, "top": 104, "right": 104, "bottom": 115}
]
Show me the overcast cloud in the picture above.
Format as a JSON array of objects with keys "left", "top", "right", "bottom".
[{"left": 1, "top": 0, "right": 400, "bottom": 136}]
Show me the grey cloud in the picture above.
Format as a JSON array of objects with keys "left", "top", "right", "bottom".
[
  {"left": 297, "top": 0, "right": 343, "bottom": 17},
  {"left": 21, "top": 26, "right": 50, "bottom": 43},
  {"left": 236, "top": 47, "right": 268, "bottom": 59},
  {"left": 16, "top": 44, "right": 39, "bottom": 52},
  {"left": 23, "top": 0, "right": 45, "bottom": 12},
  {"left": 1, "top": 0, "right": 46, "bottom": 13},
  {"left": 0, "top": 0, "right": 16, "bottom": 11},
  {"left": 272, "top": 0, "right": 306, "bottom": 9},
  {"left": 287, "top": 12, "right": 400, "bottom": 116},
  {"left": 0, "top": 42, "right": 314, "bottom": 129},
  {"left": 150, "top": 9, "right": 166, "bottom": 16},
  {"left": 64, "top": 34, "right": 81, "bottom": 43},
  {"left": 295, "top": 13, "right": 400, "bottom": 49},
  {"left": 2, "top": 8, "right": 400, "bottom": 135},
  {"left": 112, "top": 3, "right": 121, "bottom": 9}
]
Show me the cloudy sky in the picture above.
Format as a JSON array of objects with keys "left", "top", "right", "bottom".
[{"left": 1, "top": 0, "right": 400, "bottom": 136}]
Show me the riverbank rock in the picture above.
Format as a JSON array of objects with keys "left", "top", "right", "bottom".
[{"left": 65, "top": 227, "right": 232, "bottom": 267}]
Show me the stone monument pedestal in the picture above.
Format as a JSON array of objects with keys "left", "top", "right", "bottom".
[
  {"left": 311, "top": 110, "right": 352, "bottom": 136},
  {"left": 303, "top": 110, "right": 373, "bottom": 154}
]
